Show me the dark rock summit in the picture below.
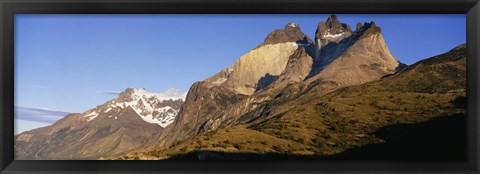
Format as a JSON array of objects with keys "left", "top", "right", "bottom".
[
  {"left": 257, "top": 23, "right": 313, "bottom": 48},
  {"left": 315, "top": 15, "right": 352, "bottom": 39},
  {"left": 355, "top": 22, "right": 363, "bottom": 32}
]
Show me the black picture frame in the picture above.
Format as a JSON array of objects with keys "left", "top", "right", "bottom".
[{"left": 1, "top": 0, "right": 479, "bottom": 173}]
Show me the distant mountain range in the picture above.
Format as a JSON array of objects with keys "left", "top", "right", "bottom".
[
  {"left": 15, "top": 88, "right": 184, "bottom": 159},
  {"left": 15, "top": 15, "right": 466, "bottom": 160}
]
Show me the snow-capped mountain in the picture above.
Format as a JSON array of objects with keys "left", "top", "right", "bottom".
[
  {"left": 15, "top": 87, "right": 185, "bottom": 160},
  {"left": 83, "top": 88, "right": 185, "bottom": 127},
  {"left": 16, "top": 15, "right": 411, "bottom": 160}
]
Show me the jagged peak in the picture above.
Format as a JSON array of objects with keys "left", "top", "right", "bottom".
[
  {"left": 362, "top": 21, "right": 378, "bottom": 29},
  {"left": 285, "top": 22, "right": 299, "bottom": 29},
  {"left": 316, "top": 15, "right": 352, "bottom": 39},
  {"left": 355, "top": 22, "right": 363, "bottom": 32},
  {"left": 326, "top": 15, "right": 339, "bottom": 24},
  {"left": 119, "top": 88, "right": 149, "bottom": 98},
  {"left": 354, "top": 21, "right": 382, "bottom": 38},
  {"left": 257, "top": 22, "right": 312, "bottom": 48},
  {"left": 118, "top": 88, "right": 186, "bottom": 101},
  {"left": 84, "top": 87, "right": 185, "bottom": 127}
]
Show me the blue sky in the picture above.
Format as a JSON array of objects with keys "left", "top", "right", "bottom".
[{"left": 14, "top": 14, "right": 465, "bottom": 134}]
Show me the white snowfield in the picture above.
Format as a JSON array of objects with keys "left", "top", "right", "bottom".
[
  {"left": 129, "top": 88, "right": 186, "bottom": 101},
  {"left": 288, "top": 23, "right": 299, "bottom": 28},
  {"left": 323, "top": 32, "right": 345, "bottom": 38},
  {"left": 104, "top": 108, "right": 112, "bottom": 113},
  {"left": 83, "top": 88, "right": 185, "bottom": 128},
  {"left": 84, "top": 111, "right": 98, "bottom": 121}
]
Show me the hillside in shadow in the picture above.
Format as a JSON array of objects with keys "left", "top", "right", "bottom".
[
  {"left": 165, "top": 114, "right": 466, "bottom": 161},
  {"left": 328, "top": 113, "right": 466, "bottom": 161}
]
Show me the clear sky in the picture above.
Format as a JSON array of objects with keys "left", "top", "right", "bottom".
[{"left": 14, "top": 14, "right": 465, "bottom": 134}]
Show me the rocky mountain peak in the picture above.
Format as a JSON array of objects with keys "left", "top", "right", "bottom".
[
  {"left": 14, "top": 87, "right": 182, "bottom": 159},
  {"left": 257, "top": 23, "right": 312, "bottom": 48},
  {"left": 355, "top": 21, "right": 381, "bottom": 37},
  {"left": 285, "top": 22, "right": 300, "bottom": 29},
  {"left": 355, "top": 22, "right": 363, "bottom": 32},
  {"left": 119, "top": 87, "right": 134, "bottom": 95},
  {"left": 325, "top": 15, "right": 342, "bottom": 31},
  {"left": 201, "top": 22, "right": 314, "bottom": 95},
  {"left": 119, "top": 88, "right": 145, "bottom": 98},
  {"left": 315, "top": 15, "right": 352, "bottom": 39},
  {"left": 309, "top": 15, "right": 405, "bottom": 86},
  {"left": 326, "top": 14, "right": 339, "bottom": 22},
  {"left": 359, "top": 21, "right": 376, "bottom": 29},
  {"left": 312, "top": 15, "right": 355, "bottom": 72},
  {"left": 118, "top": 88, "right": 185, "bottom": 102},
  {"left": 83, "top": 88, "right": 185, "bottom": 127}
]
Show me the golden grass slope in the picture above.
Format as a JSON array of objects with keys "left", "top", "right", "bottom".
[{"left": 109, "top": 44, "right": 466, "bottom": 160}]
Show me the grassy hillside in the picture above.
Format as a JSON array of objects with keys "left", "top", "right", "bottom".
[{"left": 109, "top": 44, "right": 466, "bottom": 161}]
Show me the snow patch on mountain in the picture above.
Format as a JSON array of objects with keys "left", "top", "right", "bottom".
[
  {"left": 129, "top": 88, "right": 186, "bottom": 101},
  {"left": 82, "top": 88, "right": 185, "bottom": 127},
  {"left": 85, "top": 111, "right": 98, "bottom": 121},
  {"left": 288, "top": 23, "right": 299, "bottom": 28},
  {"left": 323, "top": 32, "right": 345, "bottom": 38},
  {"left": 136, "top": 106, "right": 176, "bottom": 127}
]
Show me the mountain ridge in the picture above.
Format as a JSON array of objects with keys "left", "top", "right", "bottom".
[
  {"left": 15, "top": 88, "right": 185, "bottom": 159},
  {"left": 15, "top": 15, "right": 462, "bottom": 161},
  {"left": 147, "top": 15, "right": 407, "bottom": 149},
  {"left": 113, "top": 42, "right": 466, "bottom": 160}
]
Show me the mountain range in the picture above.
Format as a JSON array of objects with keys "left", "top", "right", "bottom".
[
  {"left": 15, "top": 15, "right": 466, "bottom": 160},
  {"left": 15, "top": 88, "right": 184, "bottom": 159}
]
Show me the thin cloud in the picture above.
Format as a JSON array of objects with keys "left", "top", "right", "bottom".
[
  {"left": 15, "top": 106, "right": 70, "bottom": 123},
  {"left": 99, "top": 88, "right": 187, "bottom": 100},
  {"left": 146, "top": 88, "right": 188, "bottom": 101},
  {"left": 98, "top": 90, "right": 121, "bottom": 95},
  {"left": 162, "top": 88, "right": 188, "bottom": 100},
  {"left": 28, "top": 85, "right": 52, "bottom": 89}
]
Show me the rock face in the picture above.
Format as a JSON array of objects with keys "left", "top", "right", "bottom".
[
  {"left": 151, "top": 23, "right": 314, "bottom": 147},
  {"left": 204, "top": 23, "right": 313, "bottom": 95},
  {"left": 275, "top": 46, "right": 316, "bottom": 83},
  {"left": 161, "top": 82, "right": 247, "bottom": 146},
  {"left": 313, "top": 15, "right": 353, "bottom": 70},
  {"left": 117, "top": 43, "right": 466, "bottom": 160},
  {"left": 310, "top": 16, "right": 405, "bottom": 79},
  {"left": 204, "top": 42, "right": 301, "bottom": 95},
  {"left": 150, "top": 15, "right": 406, "bottom": 149},
  {"left": 16, "top": 15, "right": 411, "bottom": 160},
  {"left": 307, "top": 21, "right": 406, "bottom": 87},
  {"left": 257, "top": 23, "right": 313, "bottom": 48},
  {"left": 15, "top": 88, "right": 184, "bottom": 159}
]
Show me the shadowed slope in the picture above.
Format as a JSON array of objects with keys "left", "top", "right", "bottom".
[{"left": 113, "top": 44, "right": 466, "bottom": 161}]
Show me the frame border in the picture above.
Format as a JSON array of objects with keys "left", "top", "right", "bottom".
[{"left": 1, "top": 0, "right": 479, "bottom": 173}]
